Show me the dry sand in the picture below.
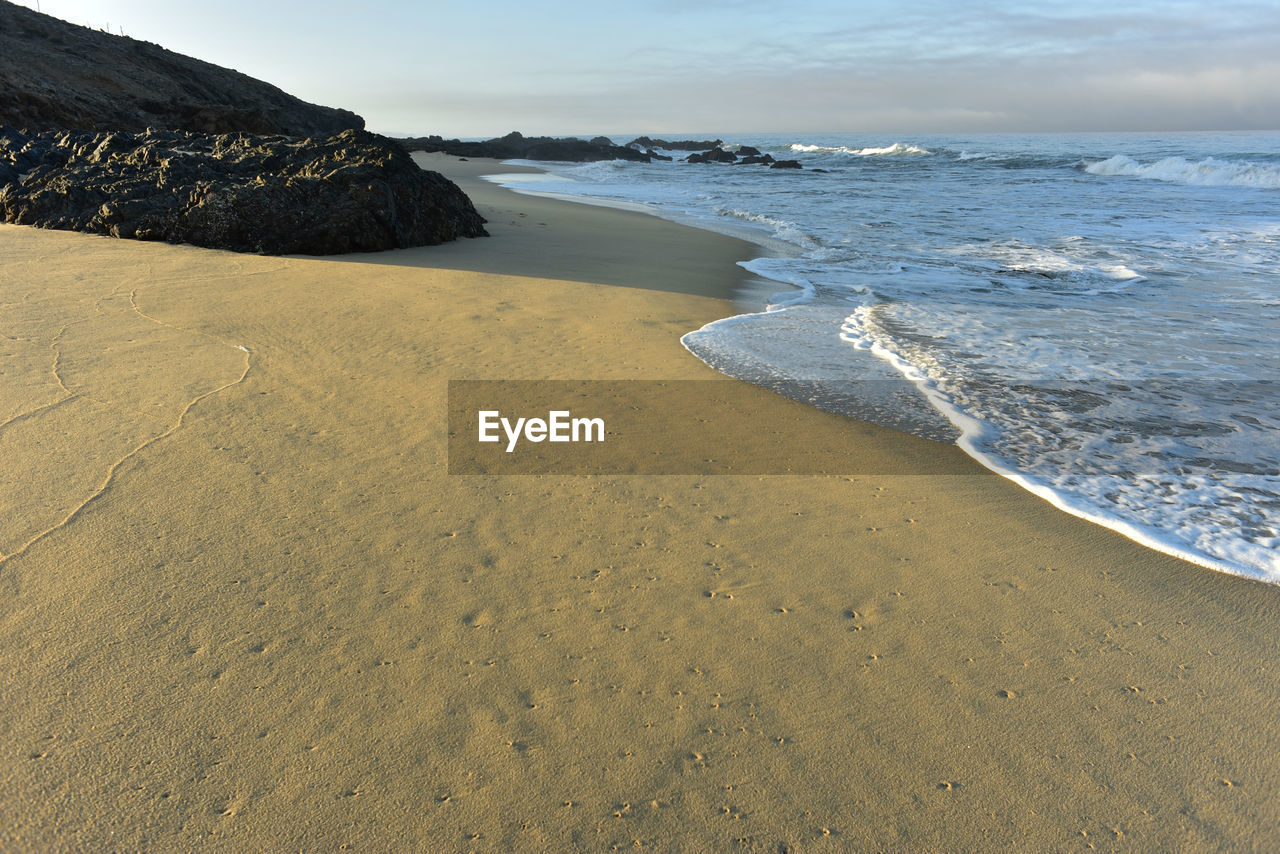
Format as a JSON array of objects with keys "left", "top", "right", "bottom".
[{"left": 1, "top": 153, "right": 1278, "bottom": 851}]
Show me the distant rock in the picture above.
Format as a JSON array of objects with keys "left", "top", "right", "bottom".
[
  {"left": 646, "top": 149, "right": 674, "bottom": 162},
  {"left": 736, "top": 154, "right": 776, "bottom": 165},
  {"left": 736, "top": 146, "right": 762, "bottom": 157},
  {"left": 770, "top": 159, "right": 803, "bottom": 169},
  {"left": 686, "top": 147, "right": 738, "bottom": 164},
  {"left": 525, "top": 138, "right": 649, "bottom": 162},
  {"left": 0, "top": 127, "right": 488, "bottom": 254},
  {"left": 626, "top": 137, "right": 724, "bottom": 151},
  {"left": 400, "top": 131, "right": 650, "bottom": 163},
  {"left": 0, "top": 0, "right": 362, "bottom": 135}
]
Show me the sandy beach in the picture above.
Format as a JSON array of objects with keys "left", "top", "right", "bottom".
[{"left": 1, "top": 153, "right": 1278, "bottom": 850}]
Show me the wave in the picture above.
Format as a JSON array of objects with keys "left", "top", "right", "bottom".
[
  {"left": 1085, "top": 154, "right": 1280, "bottom": 189},
  {"left": 715, "top": 208, "right": 822, "bottom": 251},
  {"left": 838, "top": 305, "right": 1280, "bottom": 582},
  {"left": 791, "top": 142, "right": 932, "bottom": 156}
]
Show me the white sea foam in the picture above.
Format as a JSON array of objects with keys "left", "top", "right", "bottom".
[
  {"left": 944, "top": 241, "right": 1145, "bottom": 293},
  {"left": 1085, "top": 154, "right": 1280, "bottom": 189},
  {"left": 716, "top": 209, "right": 822, "bottom": 251},
  {"left": 839, "top": 304, "right": 1280, "bottom": 581},
  {"left": 791, "top": 142, "right": 932, "bottom": 156}
]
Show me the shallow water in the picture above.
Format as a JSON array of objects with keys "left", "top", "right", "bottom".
[{"left": 490, "top": 132, "right": 1280, "bottom": 582}]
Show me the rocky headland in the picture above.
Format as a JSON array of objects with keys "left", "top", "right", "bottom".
[
  {"left": 1, "top": 0, "right": 796, "bottom": 257},
  {"left": 0, "top": 0, "right": 488, "bottom": 254}
]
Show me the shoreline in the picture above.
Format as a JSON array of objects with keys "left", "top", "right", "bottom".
[
  {"left": 1, "top": 155, "right": 1278, "bottom": 849},
  {"left": 472, "top": 154, "right": 1273, "bottom": 583}
]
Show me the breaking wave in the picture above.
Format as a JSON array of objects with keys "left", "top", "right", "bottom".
[
  {"left": 791, "top": 142, "right": 932, "bottom": 156},
  {"left": 1085, "top": 155, "right": 1280, "bottom": 189}
]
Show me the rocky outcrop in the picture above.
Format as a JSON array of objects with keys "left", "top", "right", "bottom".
[
  {"left": 0, "top": 127, "right": 487, "bottom": 254},
  {"left": 626, "top": 137, "right": 723, "bottom": 151},
  {"left": 0, "top": 0, "right": 362, "bottom": 135},
  {"left": 686, "top": 147, "right": 797, "bottom": 168},
  {"left": 401, "top": 132, "right": 650, "bottom": 163}
]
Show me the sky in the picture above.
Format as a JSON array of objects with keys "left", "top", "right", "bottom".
[{"left": 13, "top": 0, "right": 1280, "bottom": 136}]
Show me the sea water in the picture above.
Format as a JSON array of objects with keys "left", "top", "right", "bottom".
[{"left": 488, "top": 132, "right": 1280, "bottom": 583}]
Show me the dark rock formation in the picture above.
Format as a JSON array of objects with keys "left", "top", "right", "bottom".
[
  {"left": 736, "top": 146, "right": 762, "bottom": 157},
  {"left": 770, "top": 159, "right": 804, "bottom": 169},
  {"left": 0, "top": 127, "right": 487, "bottom": 254},
  {"left": 0, "top": 0, "right": 362, "bottom": 135},
  {"left": 686, "top": 147, "right": 739, "bottom": 164},
  {"left": 736, "top": 154, "right": 776, "bottom": 165},
  {"left": 646, "top": 149, "right": 674, "bottom": 162},
  {"left": 400, "top": 131, "right": 650, "bottom": 163},
  {"left": 626, "top": 137, "right": 723, "bottom": 151}
]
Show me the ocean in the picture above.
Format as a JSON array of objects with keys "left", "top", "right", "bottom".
[{"left": 486, "top": 132, "right": 1280, "bottom": 584}]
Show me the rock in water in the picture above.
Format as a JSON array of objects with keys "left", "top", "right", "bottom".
[
  {"left": 625, "top": 137, "right": 724, "bottom": 151},
  {"left": 686, "top": 147, "right": 739, "bottom": 164},
  {"left": 0, "top": 128, "right": 488, "bottom": 255}
]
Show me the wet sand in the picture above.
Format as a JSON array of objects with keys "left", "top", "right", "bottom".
[{"left": 1, "top": 154, "right": 1278, "bottom": 851}]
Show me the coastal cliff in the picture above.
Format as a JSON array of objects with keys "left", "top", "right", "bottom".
[{"left": 0, "top": 0, "right": 362, "bottom": 136}]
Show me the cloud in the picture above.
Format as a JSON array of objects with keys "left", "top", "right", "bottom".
[{"left": 72, "top": 0, "right": 1265, "bottom": 135}]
